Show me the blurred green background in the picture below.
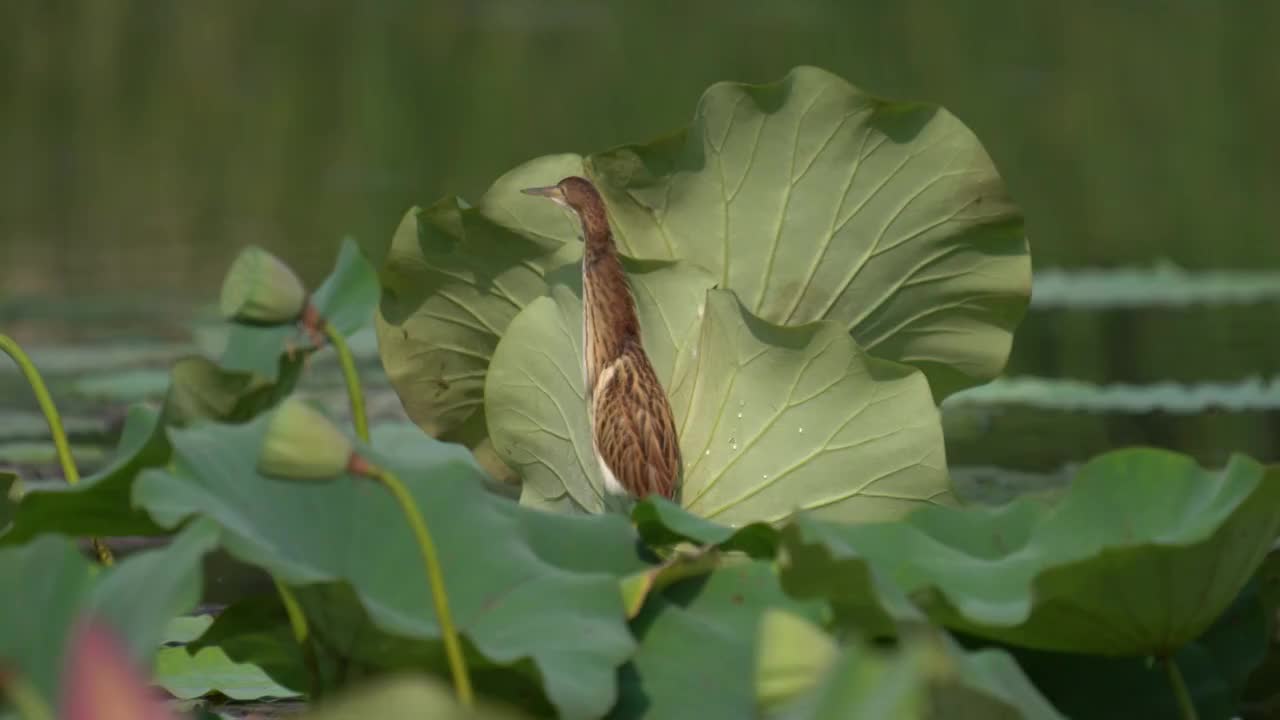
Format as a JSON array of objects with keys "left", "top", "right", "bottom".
[{"left": 1, "top": 0, "right": 1278, "bottom": 480}]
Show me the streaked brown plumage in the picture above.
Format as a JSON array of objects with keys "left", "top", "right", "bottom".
[{"left": 521, "top": 176, "right": 682, "bottom": 500}]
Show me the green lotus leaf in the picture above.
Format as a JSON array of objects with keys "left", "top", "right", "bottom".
[
  {"left": 779, "top": 449, "right": 1280, "bottom": 656},
  {"left": 0, "top": 355, "right": 305, "bottom": 545},
  {"left": 486, "top": 261, "right": 953, "bottom": 523},
  {"left": 776, "top": 628, "right": 1064, "bottom": 720},
  {"left": 982, "top": 579, "right": 1269, "bottom": 720},
  {"left": 0, "top": 521, "right": 217, "bottom": 715},
  {"left": 496, "top": 66, "right": 1027, "bottom": 401},
  {"left": 379, "top": 66, "right": 1026, "bottom": 450},
  {"left": 131, "top": 415, "right": 650, "bottom": 720},
  {"left": 375, "top": 182, "right": 580, "bottom": 439},
  {"left": 613, "top": 559, "right": 828, "bottom": 720},
  {"left": 631, "top": 496, "right": 779, "bottom": 557},
  {"left": 154, "top": 643, "right": 300, "bottom": 701},
  {"left": 222, "top": 236, "right": 377, "bottom": 380},
  {"left": 0, "top": 403, "right": 169, "bottom": 544}
]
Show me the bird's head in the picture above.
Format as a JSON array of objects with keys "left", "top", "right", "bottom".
[{"left": 520, "top": 176, "right": 605, "bottom": 217}]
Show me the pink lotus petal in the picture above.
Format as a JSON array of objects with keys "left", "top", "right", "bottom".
[{"left": 60, "top": 619, "right": 180, "bottom": 720}]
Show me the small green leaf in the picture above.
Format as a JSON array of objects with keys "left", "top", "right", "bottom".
[
  {"left": 631, "top": 497, "right": 778, "bottom": 557},
  {"left": 162, "top": 615, "right": 215, "bottom": 645},
  {"left": 154, "top": 644, "right": 300, "bottom": 701},
  {"left": 186, "top": 593, "right": 323, "bottom": 699},
  {"left": 780, "top": 449, "right": 1280, "bottom": 656}
]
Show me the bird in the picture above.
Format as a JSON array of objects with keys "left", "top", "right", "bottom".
[{"left": 521, "top": 176, "right": 682, "bottom": 501}]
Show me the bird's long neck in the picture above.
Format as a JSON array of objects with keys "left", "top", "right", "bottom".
[{"left": 579, "top": 204, "right": 639, "bottom": 387}]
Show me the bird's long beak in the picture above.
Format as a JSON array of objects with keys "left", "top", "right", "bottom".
[{"left": 521, "top": 185, "right": 568, "bottom": 207}]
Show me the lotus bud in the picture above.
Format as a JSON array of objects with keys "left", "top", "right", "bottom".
[
  {"left": 219, "top": 245, "right": 307, "bottom": 325},
  {"left": 755, "top": 609, "right": 839, "bottom": 708},
  {"left": 258, "top": 398, "right": 354, "bottom": 480}
]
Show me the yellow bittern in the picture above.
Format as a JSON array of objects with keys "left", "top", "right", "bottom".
[{"left": 521, "top": 176, "right": 682, "bottom": 501}]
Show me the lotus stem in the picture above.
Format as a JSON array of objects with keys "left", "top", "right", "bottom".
[
  {"left": 1, "top": 670, "right": 54, "bottom": 720},
  {"left": 272, "top": 578, "right": 323, "bottom": 698},
  {"left": 369, "top": 465, "right": 473, "bottom": 707},
  {"left": 0, "top": 334, "right": 113, "bottom": 566},
  {"left": 321, "top": 322, "right": 368, "bottom": 443},
  {"left": 1163, "top": 655, "right": 1199, "bottom": 720}
]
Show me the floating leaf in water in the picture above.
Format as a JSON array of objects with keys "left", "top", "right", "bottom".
[
  {"left": 944, "top": 375, "right": 1280, "bottom": 413},
  {"left": 154, "top": 643, "right": 300, "bottom": 702}
]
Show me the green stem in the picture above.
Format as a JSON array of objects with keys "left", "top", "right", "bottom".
[
  {"left": 322, "top": 322, "right": 368, "bottom": 443},
  {"left": 0, "top": 334, "right": 113, "bottom": 566},
  {"left": 1, "top": 670, "right": 55, "bottom": 720},
  {"left": 1163, "top": 655, "right": 1199, "bottom": 720},
  {"left": 272, "top": 578, "right": 323, "bottom": 698},
  {"left": 373, "top": 467, "right": 473, "bottom": 708}
]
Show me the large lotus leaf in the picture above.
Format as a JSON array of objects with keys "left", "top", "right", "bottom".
[
  {"left": 375, "top": 165, "right": 582, "bottom": 439},
  {"left": 0, "top": 521, "right": 216, "bottom": 715},
  {"left": 222, "top": 236, "right": 378, "bottom": 380},
  {"left": 493, "top": 66, "right": 1027, "bottom": 400},
  {"left": 486, "top": 262, "right": 953, "bottom": 523},
  {"left": 131, "top": 415, "right": 650, "bottom": 720},
  {"left": 978, "top": 580, "right": 1270, "bottom": 720},
  {"left": 613, "top": 558, "right": 828, "bottom": 720},
  {"left": 779, "top": 449, "right": 1280, "bottom": 656},
  {"left": 0, "top": 354, "right": 304, "bottom": 545}
]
